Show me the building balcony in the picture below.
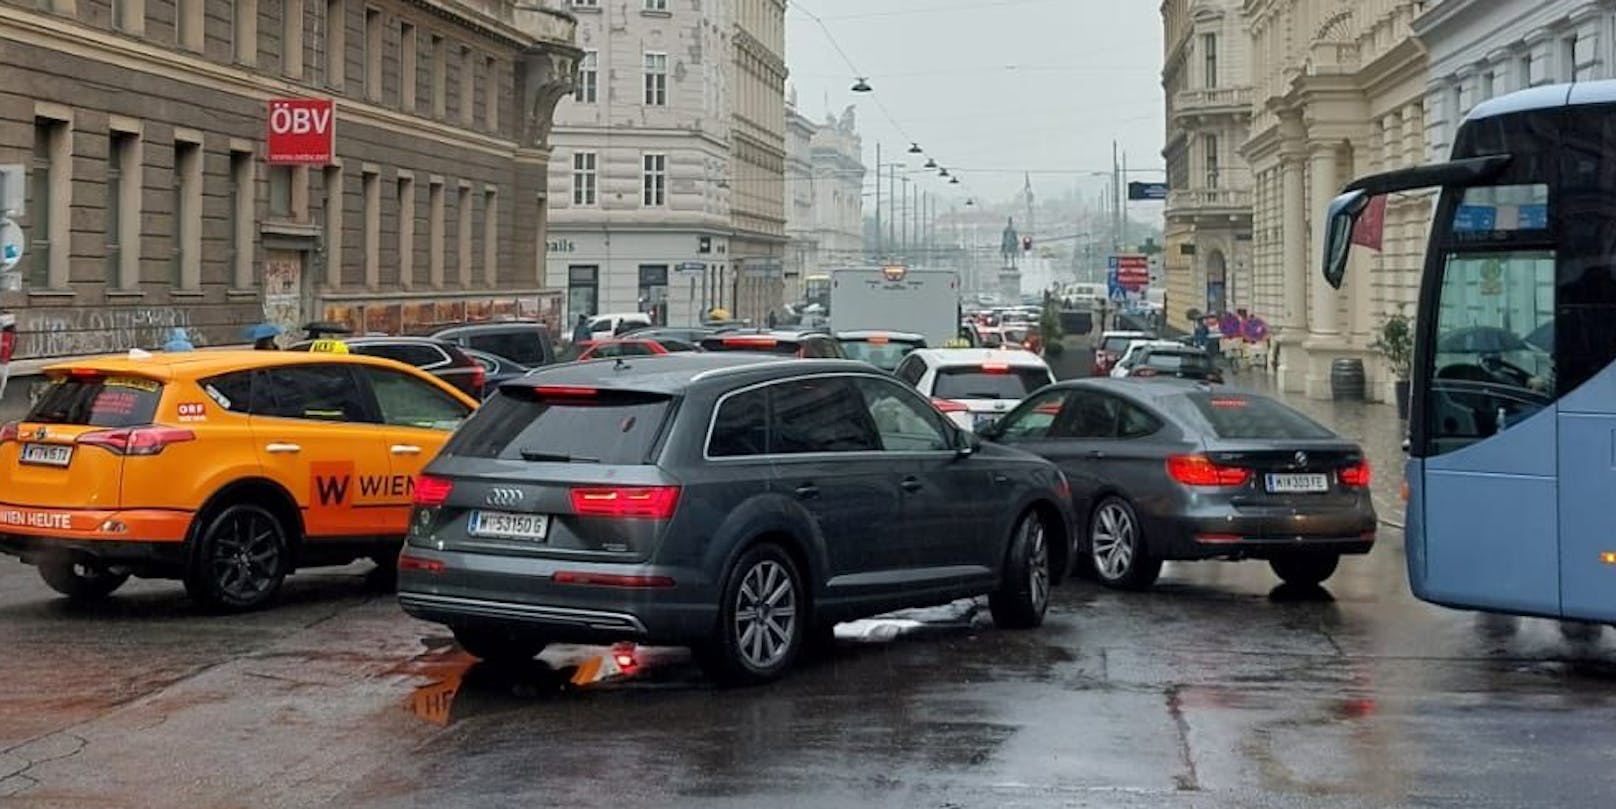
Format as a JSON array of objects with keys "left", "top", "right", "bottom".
[
  {"left": 1166, "top": 188, "right": 1253, "bottom": 220},
  {"left": 1171, "top": 86, "right": 1254, "bottom": 122}
]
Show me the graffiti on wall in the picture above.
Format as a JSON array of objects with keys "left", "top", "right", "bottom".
[{"left": 18, "top": 307, "right": 196, "bottom": 359}]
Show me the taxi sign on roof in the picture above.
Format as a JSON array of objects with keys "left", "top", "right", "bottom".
[{"left": 308, "top": 339, "right": 349, "bottom": 354}]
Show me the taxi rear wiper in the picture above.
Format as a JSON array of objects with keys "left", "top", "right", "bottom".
[{"left": 519, "top": 448, "right": 601, "bottom": 463}]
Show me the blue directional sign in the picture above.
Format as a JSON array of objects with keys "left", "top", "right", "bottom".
[
  {"left": 1128, "top": 182, "right": 1170, "bottom": 201},
  {"left": 1106, "top": 268, "right": 1127, "bottom": 301}
]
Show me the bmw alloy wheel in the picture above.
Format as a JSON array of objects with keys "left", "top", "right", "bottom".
[{"left": 1091, "top": 502, "right": 1136, "bottom": 580}]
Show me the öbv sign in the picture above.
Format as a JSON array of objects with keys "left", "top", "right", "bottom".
[{"left": 266, "top": 99, "right": 335, "bottom": 165}]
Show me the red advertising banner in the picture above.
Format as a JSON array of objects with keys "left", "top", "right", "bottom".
[
  {"left": 266, "top": 98, "right": 335, "bottom": 165},
  {"left": 1116, "top": 254, "right": 1149, "bottom": 290},
  {"left": 1351, "top": 194, "right": 1387, "bottom": 251}
]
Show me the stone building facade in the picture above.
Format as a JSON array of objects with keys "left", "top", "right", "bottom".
[
  {"left": 728, "top": 0, "right": 787, "bottom": 321},
  {"left": 784, "top": 99, "right": 863, "bottom": 293},
  {"left": 1162, "top": 0, "right": 1254, "bottom": 334},
  {"left": 0, "top": 0, "right": 580, "bottom": 367},
  {"left": 1241, "top": 0, "right": 1427, "bottom": 399}
]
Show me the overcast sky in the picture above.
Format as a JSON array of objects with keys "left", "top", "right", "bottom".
[{"left": 784, "top": 0, "right": 1166, "bottom": 210}]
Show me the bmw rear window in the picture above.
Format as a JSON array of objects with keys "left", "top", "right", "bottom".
[
  {"left": 28, "top": 375, "right": 164, "bottom": 428},
  {"left": 1176, "top": 393, "right": 1333, "bottom": 440},
  {"left": 443, "top": 388, "right": 672, "bottom": 464}
]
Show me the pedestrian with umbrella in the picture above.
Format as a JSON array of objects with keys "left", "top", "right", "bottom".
[{"left": 244, "top": 323, "right": 283, "bottom": 350}]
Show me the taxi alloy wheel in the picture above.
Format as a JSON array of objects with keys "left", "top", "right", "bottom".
[
  {"left": 38, "top": 557, "right": 130, "bottom": 601},
  {"left": 186, "top": 503, "right": 289, "bottom": 612}
]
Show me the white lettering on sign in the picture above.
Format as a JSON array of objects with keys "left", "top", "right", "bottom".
[
  {"left": 269, "top": 103, "right": 333, "bottom": 136},
  {"left": 0, "top": 510, "right": 74, "bottom": 530}
]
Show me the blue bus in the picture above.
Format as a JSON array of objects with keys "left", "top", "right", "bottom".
[{"left": 1324, "top": 80, "right": 1616, "bottom": 628}]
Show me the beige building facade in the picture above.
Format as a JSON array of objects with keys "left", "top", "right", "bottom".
[
  {"left": 1162, "top": 0, "right": 1254, "bottom": 334},
  {"left": 728, "top": 0, "right": 788, "bottom": 320},
  {"left": 785, "top": 100, "right": 864, "bottom": 292},
  {"left": 0, "top": 0, "right": 579, "bottom": 368},
  {"left": 1242, "top": 0, "right": 1428, "bottom": 399}
]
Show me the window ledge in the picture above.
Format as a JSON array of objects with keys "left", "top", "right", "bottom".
[
  {"left": 570, "top": 4, "right": 602, "bottom": 11},
  {"left": 171, "top": 289, "right": 207, "bottom": 299},
  {"left": 105, "top": 290, "right": 146, "bottom": 300},
  {"left": 27, "top": 288, "right": 76, "bottom": 300},
  {"left": 640, "top": 9, "right": 672, "bottom": 17},
  {"left": 227, "top": 288, "right": 260, "bottom": 300}
]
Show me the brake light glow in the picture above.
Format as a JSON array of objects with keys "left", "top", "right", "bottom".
[
  {"left": 412, "top": 475, "right": 454, "bottom": 507},
  {"left": 569, "top": 486, "right": 681, "bottom": 519},
  {"left": 722, "top": 337, "right": 778, "bottom": 348},
  {"left": 76, "top": 426, "right": 196, "bottom": 456},
  {"left": 981, "top": 363, "right": 1010, "bottom": 373},
  {"left": 66, "top": 368, "right": 102, "bottom": 379},
  {"left": 469, "top": 364, "right": 486, "bottom": 393},
  {"left": 0, "top": 422, "right": 16, "bottom": 443},
  {"left": 1209, "top": 396, "right": 1250, "bottom": 409},
  {"left": 1166, "top": 454, "right": 1252, "bottom": 487},
  {"left": 1339, "top": 460, "right": 1372, "bottom": 487},
  {"left": 398, "top": 552, "right": 445, "bottom": 574},
  {"left": 552, "top": 571, "right": 677, "bottom": 588},
  {"left": 867, "top": 335, "right": 890, "bottom": 345},
  {"left": 931, "top": 398, "right": 969, "bottom": 413},
  {"left": 1195, "top": 533, "right": 1244, "bottom": 544},
  {"left": 534, "top": 385, "right": 598, "bottom": 397}
]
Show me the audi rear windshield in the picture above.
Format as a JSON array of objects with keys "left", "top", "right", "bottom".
[
  {"left": 27, "top": 375, "right": 164, "bottom": 428},
  {"left": 1174, "top": 392, "right": 1334, "bottom": 440},
  {"left": 444, "top": 388, "right": 672, "bottom": 465}
]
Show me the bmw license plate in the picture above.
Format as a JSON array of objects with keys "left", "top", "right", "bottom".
[
  {"left": 1265, "top": 473, "right": 1328, "bottom": 493},
  {"left": 468, "top": 510, "right": 549, "bottom": 541},
  {"left": 19, "top": 443, "right": 73, "bottom": 467}
]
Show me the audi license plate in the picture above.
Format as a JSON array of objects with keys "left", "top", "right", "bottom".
[
  {"left": 1265, "top": 473, "right": 1329, "bottom": 494},
  {"left": 19, "top": 443, "right": 73, "bottom": 468},
  {"left": 467, "top": 510, "right": 549, "bottom": 541}
]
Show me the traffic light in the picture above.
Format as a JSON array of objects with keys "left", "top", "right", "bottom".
[{"left": 1021, "top": 236, "right": 1032, "bottom": 252}]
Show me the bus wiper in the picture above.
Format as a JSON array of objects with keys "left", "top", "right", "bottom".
[{"left": 519, "top": 449, "right": 601, "bottom": 463}]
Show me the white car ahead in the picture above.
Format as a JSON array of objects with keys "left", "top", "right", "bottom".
[
  {"left": 1110, "top": 339, "right": 1185, "bottom": 378},
  {"left": 894, "top": 348, "right": 1057, "bottom": 432}
]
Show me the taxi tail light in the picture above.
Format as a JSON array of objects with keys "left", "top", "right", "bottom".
[
  {"left": 931, "top": 398, "right": 969, "bottom": 414},
  {"left": 0, "top": 422, "right": 17, "bottom": 443},
  {"left": 1166, "top": 454, "right": 1251, "bottom": 487},
  {"left": 1339, "top": 460, "right": 1372, "bottom": 488},
  {"left": 77, "top": 426, "right": 195, "bottom": 456},
  {"left": 570, "top": 486, "right": 681, "bottom": 519},
  {"left": 413, "top": 475, "right": 454, "bottom": 507}
]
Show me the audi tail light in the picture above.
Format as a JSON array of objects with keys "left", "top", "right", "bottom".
[
  {"left": 413, "top": 475, "right": 454, "bottom": 507},
  {"left": 570, "top": 486, "right": 681, "bottom": 519},
  {"left": 1166, "top": 454, "right": 1251, "bottom": 487},
  {"left": 1339, "top": 460, "right": 1372, "bottom": 488},
  {"left": 552, "top": 571, "right": 676, "bottom": 588},
  {"left": 77, "top": 427, "right": 195, "bottom": 456}
]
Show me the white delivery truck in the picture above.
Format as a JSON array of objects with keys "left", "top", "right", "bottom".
[{"left": 828, "top": 266, "right": 961, "bottom": 348}]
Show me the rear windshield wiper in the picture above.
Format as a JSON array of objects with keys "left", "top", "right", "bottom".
[{"left": 518, "top": 449, "right": 601, "bottom": 463}]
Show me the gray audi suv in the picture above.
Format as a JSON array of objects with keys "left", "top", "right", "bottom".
[{"left": 397, "top": 353, "right": 1076, "bottom": 684}]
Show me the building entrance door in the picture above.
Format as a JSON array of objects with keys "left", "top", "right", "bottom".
[{"left": 263, "top": 249, "right": 311, "bottom": 338}]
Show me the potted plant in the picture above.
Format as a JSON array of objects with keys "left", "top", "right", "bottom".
[{"left": 1372, "top": 310, "right": 1414, "bottom": 420}]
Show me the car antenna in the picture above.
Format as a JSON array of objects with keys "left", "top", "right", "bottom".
[{"left": 614, "top": 357, "right": 629, "bottom": 371}]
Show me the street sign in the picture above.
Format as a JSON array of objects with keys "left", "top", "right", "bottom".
[
  {"left": 0, "top": 217, "right": 24, "bottom": 272},
  {"left": 1112, "top": 253, "right": 1148, "bottom": 291},
  {"left": 1106, "top": 270, "right": 1127, "bottom": 302},
  {"left": 266, "top": 98, "right": 335, "bottom": 165},
  {"left": 676, "top": 261, "right": 707, "bottom": 274},
  {"left": 1128, "top": 181, "right": 1170, "bottom": 201}
]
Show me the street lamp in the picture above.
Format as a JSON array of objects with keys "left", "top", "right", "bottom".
[
  {"left": 908, "top": 143, "right": 923, "bottom": 154},
  {"left": 851, "top": 77, "right": 872, "bottom": 93},
  {"left": 950, "top": 176, "right": 960, "bottom": 185},
  {"left": 924, "top": 157, "right": 937, "bottom": 169},
  {"left": 938, "top": 168, "right": 950, "bottom": 178}
]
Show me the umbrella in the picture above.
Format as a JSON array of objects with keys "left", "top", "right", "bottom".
[
  {"left": 1524, "top": 321, "right": 1554, "bottom": 352},
  {"left": 1438, "top": 325, "right": 1528, "bottom": 354},
  {"left": 242, "top": 323, "right": 283, "bottom": 342},
  {"left": 301, "top": 321, "right": 353, "bottom": 340}
]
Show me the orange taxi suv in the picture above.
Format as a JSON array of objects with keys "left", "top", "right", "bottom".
[{"left": 0, "top": 349, "right": 478, "bottom": 610}]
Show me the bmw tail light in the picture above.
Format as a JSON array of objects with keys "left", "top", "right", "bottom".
[
  {"left": 1166, "top": 454, "right": 1251, "bottom": 487},
  {"left": 413, "top": 475, "right": 454, "bottom": 507},
  {"left": 77, "top": 427, "right": 196, "bottom": 456},
  {"left": 570, "top": 486, "right": 681, "bottom": 519},
  {"left": 1339, "top": 460, "right": 1372, "bottom": 488}
]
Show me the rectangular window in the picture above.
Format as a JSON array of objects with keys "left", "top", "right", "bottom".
[
  {"left": 364, "top": 7, "right": 382, "bottom": 102},
  {"left": 484, "top": 56, "right": 499, "bottom": 130},
  {"left": 323, "top": 165, "right": 343, "bottom": 286},
  {"left": 572, "top": 151, "right": 597, "bottom": 205},
  {"left": 1481, "top": 70, "right": 1496, "bottom": 101},
  {"left": 643, "top": 0, "right": 666, "bottom": 9},
  {"left": 229, "top": 149, "right": 254, "bottom": 289},
  {"left": 1562, "top": 35, "right": 1578, "bottom": 82},
  {"left": 575, "top": 50, "right": 598, "bottom": 103},
  {"left": 459, "top": 46, "right": 475, "bottom": 125},
  {"left": 362, "top": 168, "right": 380, "bottom": 288},
  {"left": 642, "top": 153, "right": 665, "bottom": 206},
  {"left": 268, "top": 165, "right": 293, "bottom": 217},
  {"left": 172, "top": 139, "right": 202, "bottom": 290},
  {"left": 644, "top": 52, "right": 667, "bottom": 106},
  {"left": 106, "top": 130, "right": 140, "bottom": 289},
  {"left": 1204, "top": 134, "right": 1219, "bottom": 189},
  {"left": 456, "top": 185, "right": 472, "bottom": 287},
  {"left": 567, "top": 265, "right": 598, "bottom": 320},
  {"left": 431, "top": 35, "right": 446, "bottom": 118},
  {"left": 177, "top": 0, "right": 206, "bottom": 52},
  {"left": 428, "top": 180, "right": 445, "bottom": 288},
  {"left": 483, "top": 188, "right": 497, "bottom": 286},
  {"left": 1202, "top": 33, "right": 1217, "bottom": 88},
  {"left": 234, "top": 0, "right": 258, "bottom": 63},
  {"left": 397, "top": 175, "right": 416, "bottom": 288},
  {"left": 571, "top": 0, "right": 598, "bottom": 6},
  {"left": 114, "top": 0, "right": 144, "bottom": 34},
  {"left": 400, "top": 22, "right": 417, "bottom": 110},
  {"left": 325, "top": 0, "right": 345, "bottom": 89},
  {"left": 28, "top": 118, "right": 69, "bottom": 290},
  {"left": 283, "top": 0, "right": 304, "bottom": 77}
]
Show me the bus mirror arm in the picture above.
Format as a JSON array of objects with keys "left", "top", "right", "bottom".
[{"left": 1322, "top": 191, "right": 1369, "bottom": 290}]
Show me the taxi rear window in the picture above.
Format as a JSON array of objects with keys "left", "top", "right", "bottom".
[{"left": 28, "top": 375, "right": 164, "bottom": 428}]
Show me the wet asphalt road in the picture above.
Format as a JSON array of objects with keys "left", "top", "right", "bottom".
[{"left": 4, "top": 377, "right": 1616, "bottom": 807}]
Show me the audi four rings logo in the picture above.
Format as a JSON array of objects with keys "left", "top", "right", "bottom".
[
  {"left": 485, "top": 488, "right": 524, "bottom": 507},
  {"left": 1294, "top": 451, "right": 1309, "bottom": 467}
]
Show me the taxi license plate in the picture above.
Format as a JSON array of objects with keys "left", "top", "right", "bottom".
[
  {"left": 19, "top": 443, "right": 73, "bottom": 468},
  {"left": 1266, "top": 473, "right": 1328, "bottom": 493},
  {"left": 468, "top": 510, "right": 549, "bottom": 541}
]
